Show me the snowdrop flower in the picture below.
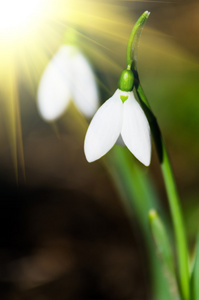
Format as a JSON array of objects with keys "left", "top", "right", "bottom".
[
  {"left": 37, "top": 45, "right": 99, "bottom": 121},
  {"left": 84, "top": 69, "right": 151, "bottom": 166}
]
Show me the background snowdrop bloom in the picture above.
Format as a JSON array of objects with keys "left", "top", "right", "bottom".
[
  {"left": 84, "top": 70, "right": 151, "bottom": 166},
  {"left": 37, "top": 45, "right": 99, "bottom": 121}
]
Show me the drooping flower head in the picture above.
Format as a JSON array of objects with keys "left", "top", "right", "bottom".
[
  {"left": 84, "top": 69, "right": 151, "bottom": 166},
  {"left": 84, "top": 11, "right": 151, "bottom": 166},
  {"left": 37, "top": 45, "right": 99, "bottom": 121}
]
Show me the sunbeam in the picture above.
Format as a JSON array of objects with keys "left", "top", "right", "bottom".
[{"left": 0, "top": 0, "right": 185, "bottom": 180}]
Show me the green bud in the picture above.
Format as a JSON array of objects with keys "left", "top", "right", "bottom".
[{"left": 118, "top": 69, "right": 134, "bottom": 92}]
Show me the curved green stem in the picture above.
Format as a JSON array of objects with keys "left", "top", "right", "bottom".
[
  {"left": 126, "top": 11, "right": 150, "bottom": 70},
  {"left": 136, "top": 83, "right": 190, "bottom": 300}
]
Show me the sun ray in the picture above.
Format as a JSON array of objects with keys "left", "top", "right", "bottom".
[
  {"left": 0, "top": 49, "right": 18, "bottom": 179},
  {"left": 0, "top": 0, "right": 197, "bottom": 179}
]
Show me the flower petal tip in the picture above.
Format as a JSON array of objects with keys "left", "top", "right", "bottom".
[
  {"left": 137, "top": 142, "right": 151, "bottom": 167},
  {"left": 84, "top": 148, "right": 99, "bottom": 163},
  {"left": 133, "top": 149, "right": 151, "bottom": 167},
  {"left": 142, "top": 157, "right": 151, "bottom": 167},
  {"left": 85, "top": 157, "right": 95, "bottom": 163}
]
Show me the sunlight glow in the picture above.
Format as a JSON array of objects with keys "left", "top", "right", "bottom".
[
  {"left": 0, "top": 0, "right": 45, "bottom": 36},
  {"left": 0, "top": 0, "right": 137, "bottom": 179}
]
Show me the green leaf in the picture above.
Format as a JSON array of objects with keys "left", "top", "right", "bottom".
[
  {"left": 107, "top": 146, "right": 175, "bottom": 300},
  {"left": 191, "top": 231, "right": 199, "bottom": 300},
  {"left": 149, "top": 209, "right": 179, "bottom": 299}
]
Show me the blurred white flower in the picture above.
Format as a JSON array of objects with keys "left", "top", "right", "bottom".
[
  {"left": 84, "top": 89, "right": 151, "bottom": 166},
  {"left": 37, "top": 45, "right": 99, "bottom": 121}
]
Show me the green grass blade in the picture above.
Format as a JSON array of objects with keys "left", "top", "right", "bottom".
[
  {"left": 191, "top": 232, "right": 199, "bottom": 300},
  {"left": 106, "top": 146, "right": 174, "bottom": 300},
  {"left": 149, "top": 209, "right": 179, "bottom": 298}
]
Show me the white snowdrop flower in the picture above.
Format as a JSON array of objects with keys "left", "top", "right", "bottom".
[
  {"left": 37, "top": 45, "right": 99, "bottom": 121},
  {"left": 84, "top": 69, "right": 151, "bottom": 166}
]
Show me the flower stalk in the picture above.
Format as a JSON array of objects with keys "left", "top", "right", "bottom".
[
  {"left": 126, "top": 10, "right": 150, "bottom": 70},
  {"left": 128, "top": 12, "right": 190, "bottom": 300}
]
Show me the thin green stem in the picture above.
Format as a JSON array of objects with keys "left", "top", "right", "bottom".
[
  {"left": 126, "top": 11, "right": 150, "bottom": 70},
  {"left": 136, "top": 83, "right": 190, "bottom": 300}
]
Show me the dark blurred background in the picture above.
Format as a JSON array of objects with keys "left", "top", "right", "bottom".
[{"left": 0, "top": 0, "right": 199, "bottom": 299}]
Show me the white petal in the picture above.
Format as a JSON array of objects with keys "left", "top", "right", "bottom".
[
  {"left": 53, "top": 45, "right": 78, "bottom": 79},
  {"left": 70, "top": 52, "right": 99, "bottom": 117},
  {"left": 121, "top": 92, "right": 151, "bottom": 166},
  {"left": 37, "top": 48, "right": 73, "bottom": 121},
  {"left": 84, "top": 89, "right": 123, "bottom": 162}
]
